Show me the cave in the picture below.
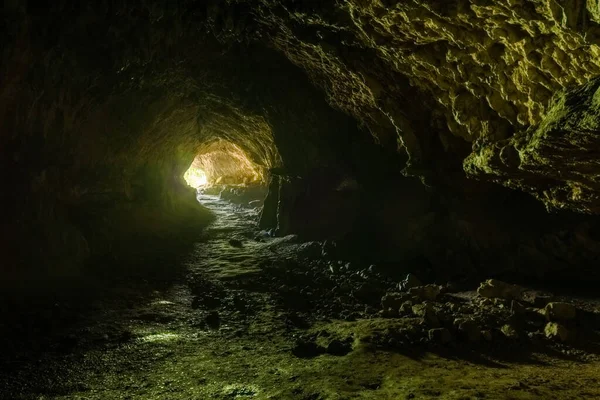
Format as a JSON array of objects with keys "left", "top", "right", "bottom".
[{"left": 3, "top": 1, "right": 600, "bottom": 398}]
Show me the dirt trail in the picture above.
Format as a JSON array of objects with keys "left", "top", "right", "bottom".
[{"left": 1, "top": 195, "right": 600, "bottom": 399}]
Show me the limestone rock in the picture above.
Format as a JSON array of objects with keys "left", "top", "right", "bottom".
[{"left": 477, "top": 279, "right": 523, "bottom": 300}]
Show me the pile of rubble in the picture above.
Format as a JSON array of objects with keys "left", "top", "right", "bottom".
[{"left": 378, "top": 276, "right": 581, "bottom": 346}]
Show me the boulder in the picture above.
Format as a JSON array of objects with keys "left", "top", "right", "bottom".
[
  {"left": 408, "top": 284, "right": 441, "bottom": 302},
  {"left": 381, "top": 308, "right": 399, "bottom": 318},
  {"left": 501, "top": 324, "right": 519, "bottom": 339},
  {"left": 523, "top": 292, "right": 555, "bottom": 307},
  {"left": 399, "top": 301, "right": 413, "bottom": 316},
  {"left": 381, "top": 292, "right": 410, "bottom": 310},
  {"left": 400, "top": 273, "right": 422, "bottom": 291},
  {"left": 477, "top": 279, "right": 523, "bottom": 300},
  {"left": 455, "top": 318, "right": 481, "bottom": 342},
  {"left": 543, "top": 302, "right": 577, "bottom": 322},
  {"left": 545, "top": 322, "right": 570, "bottom": 342},
  {"left": 412, "top": 303, "right": 440, "bottom": 327},
  {"left": 481, "top": 330, "right": 493, "bottom": 341},
  {"left": 511, "top": 300, "right": 526, "bottom": 315},
  {"left": 428, "top": 328, "right": 452, "bottom": 344}
]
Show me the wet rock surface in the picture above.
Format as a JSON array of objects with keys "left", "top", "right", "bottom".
[{"left": 1, "top": 198, "right": 600, "bottom": 399}]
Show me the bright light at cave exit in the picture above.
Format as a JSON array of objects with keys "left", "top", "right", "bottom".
[{"left": 184, "top": 166, "right": 208, "bottom": 188}]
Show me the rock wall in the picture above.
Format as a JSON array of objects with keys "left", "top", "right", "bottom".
[{"left": 251, "top": 0, "right": 600, "bottom": 210}]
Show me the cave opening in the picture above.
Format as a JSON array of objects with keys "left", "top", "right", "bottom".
[
  {"left": 187, "top": 139, "right": 264, "bottom": 187},
  {"left": 183, "top": 166, "right": 208, "bottom": 188}
]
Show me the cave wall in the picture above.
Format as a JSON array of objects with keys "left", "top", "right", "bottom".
[{"left": 250, "top": 0, "right": 600, "bottom": 211}]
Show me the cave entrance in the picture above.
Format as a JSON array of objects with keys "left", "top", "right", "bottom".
[
  {"left": 186, "top": 139, "right": 263, "bottom": 186},
  {"left": 184, "top": 166, "right": 208, "bottom": 188},
  {"left": 185, "top": 139, "right": 268, "bottom": 207}
]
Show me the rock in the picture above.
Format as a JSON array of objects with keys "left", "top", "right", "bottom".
[
  {"left": 455, "top": 318, "right": 481, "bottom": 342},
  {"left": 229, "top": 238, "right": 243, "bottom": 247},
  {"left": 511, "top": 300, "right": 526, "bottom": 315},
  {"left": 408, "top": 284, "right": 441, "bottom": 302},
  {"left": 523, "top": 292, "right": 555, "bottom": 307},
  {"left": 381, "top": 308, "right": 399, "bottom": 318},
  {"left": 447, "top": 302, "right": 460, "bottom": 313},
  {"left": 400, "top": 273, "right": 422, "bottom": 291},
  {"left": 545, "top": 322, "right": 569, "bottom": 342},
  {"left": 501, "top": 324, "right": 519, "bottom": 339},
  {"left": 524, "top": 307, "right": 546, "bottom": 327},
  {"left": 481, "top": 330, "right": 493, "bottom": 341},
  {"left": 412, "top": 303, "right": 433, "bottom": 317},
  {"left": 477, "top": 279, "right": 523, "bottom": 300},
  {"left": 412, "top": 303, "right": 440, "bottom": 327},
  {"left": 544, "top": 302, "right": 577, "bottom": 322},
  {"left": 441, "top": 281, "right": 462, "bottom": 294},
  {"left": 399, "top": 301, "right": 413, "bottom": 315},
  {"left": 297, "top": 242, "right": 322, "bottom": 259},
  {"left": 477, "top": 297, "right": 494, "bottom": 307},
  {"left": 435, "top": 308, "right": 454, "bottom": 324},
  {"left": 428, "top": 328, "right": 452, "bottom": 344},
  {"left": 381, "top": 292, "right": 410, "bottom": 310}
]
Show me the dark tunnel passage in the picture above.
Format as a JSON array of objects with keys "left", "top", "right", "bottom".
[{"left": 3, "top": 1, "right": 600, "bottom": 399}]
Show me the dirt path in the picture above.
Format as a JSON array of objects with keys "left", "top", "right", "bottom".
[{"left": 2, "top": 195, "right": 600, "bottom": 399}]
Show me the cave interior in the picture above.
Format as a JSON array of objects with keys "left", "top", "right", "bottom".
[{"left": 3, "top": 1, "right": 600, "bottom": 399}]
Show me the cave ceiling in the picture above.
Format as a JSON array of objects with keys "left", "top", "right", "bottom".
[{"left": 4, "top": 0, "right": 600, "bottom": 213}]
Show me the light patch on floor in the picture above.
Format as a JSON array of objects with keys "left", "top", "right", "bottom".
[
  {"left": 151, "top": 300, "right": 176, "bottom": 306},
  {"left": 138, "top": 332, "right": 181, "bottom": 343}
]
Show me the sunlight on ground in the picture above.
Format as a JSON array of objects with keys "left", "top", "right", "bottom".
[
  {"left": 184, "top": 166, "right": 208, "bottom": 188},
  {"left": 138, "top": 332, "right": 181, "bottom": 343}
]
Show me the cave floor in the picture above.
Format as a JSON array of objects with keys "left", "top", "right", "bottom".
[{"left": 2, "top": 195, "right": 600, "bottom": 399}]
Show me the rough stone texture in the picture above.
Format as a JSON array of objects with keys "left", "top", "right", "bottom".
[
  {"left": 544, "top": 302, "right": 577, "bottom": 321},
  {"left": 251, "top": 0, "right": 600, "bottom": 210},
  {"left": 466, "top": 77, "right": 600, "bottom": 213},
  {"left": 477, "top": 279, "right": 524, "bottom": 300},
  {"left": 545, "top": 321, "right": 570, "bottom": 342}
]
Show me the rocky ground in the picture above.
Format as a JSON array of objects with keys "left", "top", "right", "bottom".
[{"left": 1, "top": 191, "right": 600, "bottom": 399}]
